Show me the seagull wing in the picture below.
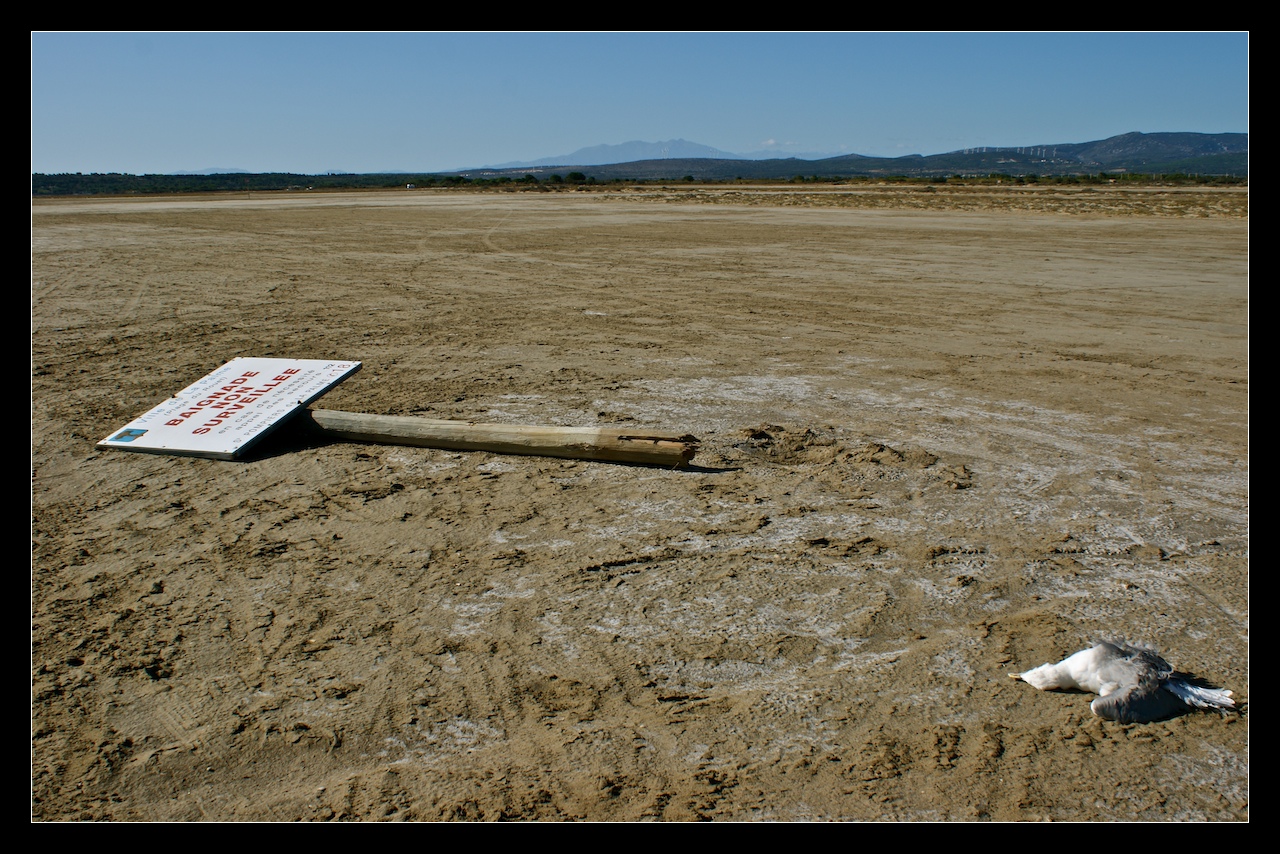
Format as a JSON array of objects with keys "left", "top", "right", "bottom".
[{"left": 1090, "top": 677, "right": 1188, "bottom": 723}]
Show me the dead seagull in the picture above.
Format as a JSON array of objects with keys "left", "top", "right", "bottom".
[{"left": 1010, "top": 641, "right": 1235, "bottom": 723}]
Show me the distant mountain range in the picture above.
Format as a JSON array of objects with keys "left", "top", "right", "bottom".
[
  {"left": 456, "top": 131, "right": 1246, "bottom": 180},
  {"left": 486, "top": 139, "right": 846, "bottom": 169},
  {"left": 32, "top": 132, "right": 1248, "bottom": 197}
]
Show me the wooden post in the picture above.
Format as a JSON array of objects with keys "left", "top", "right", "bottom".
[{"left": 297, "top": 409, "right": 699, "bottom": 467}]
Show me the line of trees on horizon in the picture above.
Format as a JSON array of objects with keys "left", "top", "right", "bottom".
[{"left": 32, "top": 170, "right": 1247, "bottom": 197}]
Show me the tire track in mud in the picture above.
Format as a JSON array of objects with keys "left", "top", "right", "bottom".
[
  {"left": 30, "top": 248, "right": 129, "bottom": 335},
  {"left": 397, "top": 204, "right": 1244, "bottom": 378}
]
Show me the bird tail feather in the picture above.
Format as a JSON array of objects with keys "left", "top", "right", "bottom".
[{"left": 1164, "top": 678, "right": 1235, "bottom": 711}]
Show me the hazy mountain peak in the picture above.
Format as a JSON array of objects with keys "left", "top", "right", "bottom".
[{"left": 489, "top": 139, "right": 744, "bottom": 169}]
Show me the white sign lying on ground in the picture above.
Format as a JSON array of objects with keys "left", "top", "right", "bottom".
[{"left": 98, "top": 357, "right": 362, "bottom": 460}]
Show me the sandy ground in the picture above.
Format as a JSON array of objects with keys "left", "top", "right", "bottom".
[{"left": 31, "top": 185, "right": 1248, "bottom": 821}]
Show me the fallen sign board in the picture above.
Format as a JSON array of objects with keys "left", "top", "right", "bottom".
[
  {"left": 97, "top": 358, "right": 362, "bottom": 460},
  {"left": 98, "top": 356, "right": 698, "bottom": 467}
]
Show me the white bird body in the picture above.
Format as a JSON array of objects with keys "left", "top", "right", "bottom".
[{"left": 1011, "top": 641, "right": 1235, "bottom": 723}]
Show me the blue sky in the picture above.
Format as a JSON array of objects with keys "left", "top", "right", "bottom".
[{"left": 31, "top": 32, "right": 1249, "bottom": 175}]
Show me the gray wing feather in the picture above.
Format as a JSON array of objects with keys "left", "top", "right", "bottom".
[{"left": 1090, "top": 680, "right": 1187, "bottom": 723}]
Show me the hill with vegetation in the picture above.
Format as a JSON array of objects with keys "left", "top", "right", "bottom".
[{"left": 32, "top": 132, "right": 1246, "bottom": 196}]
